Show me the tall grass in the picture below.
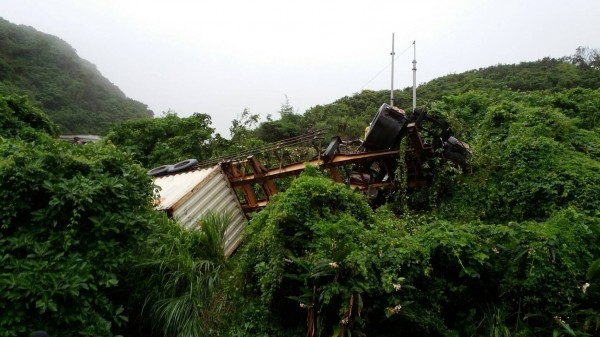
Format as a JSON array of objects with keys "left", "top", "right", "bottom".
[
  {"left": 478, "top": 305, "right": 512, "bottom": 337},
  {"left": 137, "top": 211, "right": 232, "bottom": 337}
]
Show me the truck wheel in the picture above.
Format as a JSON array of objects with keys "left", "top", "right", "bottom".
[
  {"left": 168, "top": 159, "right": 199, "bottom": 173},
  {"left": 443, "top": 150, "right": 467, "bottom": 170},
  {"left": 147, "top": 165, "right": 173, "bottom": 177}
]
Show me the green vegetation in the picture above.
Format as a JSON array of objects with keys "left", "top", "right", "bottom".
[
  {"left": 228, "top": 174, "right": 599, "bottom": 336},
  {"left": 0, "top": 95, "right": 158, "bottom": 336},
  {"left": 253, "top": 99, "right": 310, "bottom": 142},
  {"left": 431, "top": 89, "right": 600, "bottom": 222},
  {"left": 0, "top": 17, "right": 153, "bottom": 134},
  {"left": 0, "top": 94, "right": 59, "bottom": 139},
  {"left": 1, "top": 46, "right": 599, "bottom": 337},
  {"left": 230, "top": 167, "right": 408, "bottom": 336},
  {"left": 104, "top": 111, "right": 217, "bottom": 169},
  {"left": 129, "top": 212, "right": 232, "bottom": 337}
]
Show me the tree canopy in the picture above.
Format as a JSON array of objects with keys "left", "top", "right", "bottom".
[{"left": 104, "top": 111, "right": 217, "bottom": 169}]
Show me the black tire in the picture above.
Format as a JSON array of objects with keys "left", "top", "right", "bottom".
[
  {"left": 147, "top": 165, "right": 173, "bottom": 177},
  {"left": 443, "top": 150, "right": 467, "bottom": 170},
  {"left": 363, "top": 103, "right": 407, "bottom": 151},
  {"left": 168, "top": 159, "right": 199, "bottom": 173}
]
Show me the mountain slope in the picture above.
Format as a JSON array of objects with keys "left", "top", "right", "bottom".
[
  {"left": 298, "top": 53, "right": 600, "bottom": 139},
  {"left": 0, "top": 17, "right": 153, "bottom": 134},
  {"left": 417, "top": 56, "right": 600, "bottom": 101}
]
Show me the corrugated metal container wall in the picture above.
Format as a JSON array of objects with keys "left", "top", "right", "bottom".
[{"left": 153, "top": 166, "right": 247, "bottom": 257}]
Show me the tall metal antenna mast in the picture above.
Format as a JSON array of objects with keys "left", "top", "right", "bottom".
[
  {"left": 390, "top": 33, "right": 395, "bottom": 107},
  {"left": 412, "top": 40, "right": 417, "bottom": 111}
]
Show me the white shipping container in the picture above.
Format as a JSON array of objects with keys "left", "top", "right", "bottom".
[{"left": 153, "top": 165, "right": 247, "bottom": 257}]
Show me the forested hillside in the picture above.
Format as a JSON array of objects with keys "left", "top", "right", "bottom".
[
  {"left": 0, "top": 17, "right": 153, "bottom": 134},
  {"left": 1, "top": 46, "right": 599, "bottom": 337}
]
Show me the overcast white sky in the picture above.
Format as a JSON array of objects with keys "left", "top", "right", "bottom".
[{"left": 1, "top": 0, "right": 599, "bottom": 136}]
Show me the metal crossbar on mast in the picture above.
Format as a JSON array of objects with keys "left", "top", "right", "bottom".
[
  {"left": 390, "top": 33, "right": 395, "bottom": 107},
  {"left": 412, "top": 40, "right": 417, "bottom": 111}
]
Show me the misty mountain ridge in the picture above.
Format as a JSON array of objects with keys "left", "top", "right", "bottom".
[{"left": 0, "top": 17, "right": 153, "bottom": 134}]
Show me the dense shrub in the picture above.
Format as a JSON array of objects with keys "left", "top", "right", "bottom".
[
  {"left": 432, "top": 89, "right": 600, "bottom": 222},
  {"left": 231, "top": 168, "right": 411, "bottom": 336},
  {"left": 387, "top": 209, "right": 600, "bottom": 336},
  {"left": 0, "top": 94, "right": 59, "bottom": 139},
  {"left": 229, "top": 172, "right": 600, "bottom": 336},
  {"left": 0, "top": 95, "right": 158, "bottom": 336}
]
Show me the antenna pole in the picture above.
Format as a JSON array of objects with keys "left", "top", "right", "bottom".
[
  {"left": 412, "top": 40, "right": 417, "bottom": 111},
  {"left": 390, "top": 33, "right": 395, "bottom": 107}
]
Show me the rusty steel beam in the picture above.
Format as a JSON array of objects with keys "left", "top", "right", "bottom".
[
  {"left": 221, "top": 161, "right": 258, "bottom": 208},
  {"left": 329, "top": 167, "right": 343, "bottom": 183},
  {"left": 241, "top": 200, "right": 268, "bottom": 212},
  {"left": 224, "top": 150, "right": 401, "bottom": 187},
  {"left": 247, "top": 156, "right": 278, "bottom": 199}
]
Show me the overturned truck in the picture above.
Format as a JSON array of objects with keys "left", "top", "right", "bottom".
[
  {"left": 218, "top": 103, "right": 471, "bottom": 212},
  {"left": 150, "top": 103, "right": 470, "bottom": 250}
]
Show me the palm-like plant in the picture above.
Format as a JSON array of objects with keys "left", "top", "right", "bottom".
[{"left": 137, "top": 211, "right": 232, "bottom": 337}]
